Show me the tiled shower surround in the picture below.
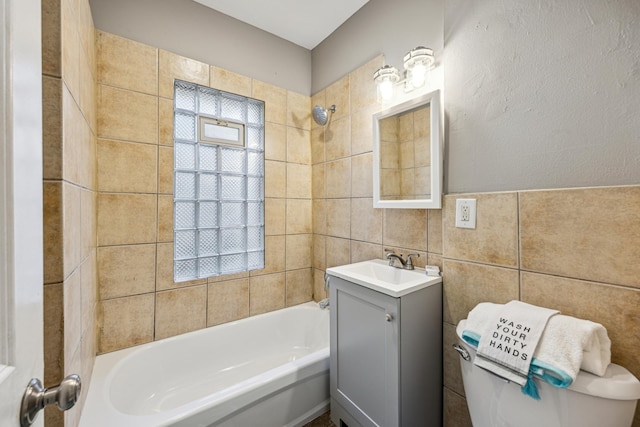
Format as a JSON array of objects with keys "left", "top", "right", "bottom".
[
  {"left": 42, "top": 18, "right": 640, "bottom": 427},
  {"left": 96, "top": 31, "right": 314, "bottom": 352}
]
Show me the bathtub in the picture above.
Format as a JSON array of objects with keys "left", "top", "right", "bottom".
[{"left": 79, "top": 302, "right": 330, "bottom": 427}]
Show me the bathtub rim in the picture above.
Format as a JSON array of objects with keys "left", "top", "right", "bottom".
[{"left": 79, "top": 301, "right": 329, "bottom": 427}]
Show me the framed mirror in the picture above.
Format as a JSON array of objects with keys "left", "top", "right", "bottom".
[{"left": 372, "top": 90, "right": 442, "bottom": 209}]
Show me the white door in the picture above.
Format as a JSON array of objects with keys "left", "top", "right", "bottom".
[{"left": 0, "top": 0, "right": 45, "bottom": 425}]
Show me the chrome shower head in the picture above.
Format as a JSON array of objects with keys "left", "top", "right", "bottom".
[{"left": 312, "top": 104, "right": 336, "bottom": 126}]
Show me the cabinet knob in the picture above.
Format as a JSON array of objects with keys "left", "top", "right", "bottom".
[{"left": 385, "top": 313, "right": 393, "bottom": 322}]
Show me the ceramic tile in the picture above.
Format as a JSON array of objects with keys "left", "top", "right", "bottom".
[
  {"left": 415, "top": 137, "right": 430, "bottom": 167},
  {"left": 155, "top": 286, "right": 207, "bottom": 340},
  {"left": 521, "top": 271, "right": 640, "bottom": 381},
  {"left": 382, "top": 208, "right": 427, "bottom": 251},
  {"left": 325, "top": 158, "right": 351, "bottom": 199},
  {"left": 311, "top": 126, "right": 325, "bottom": 165},
  {"left": 286, "top": 234, "right": 312, "bottom": 270},
  {"left": 287, "top": 90, "right": 311, "bottom": 130},
  {"left": 351, "top": 153, "right": 373, "bottom": 198},
  {"left": 210, "top": 66, "right": 252, "bottom": 97},
  {"left": 350, "top": 240, "right": 383, "bottom": 263},
  {"left": 326, "top": 199, "right": 350, "bottom": 239},
  {"left": 286, "top": 268, "right": 313, "bottom": 306},
  {"left": 97, "top": 193, "right": 157, "bottom": 246},
  {"left": 312, "top": 199, "right": 326, "bottom": 235},
  {"left": 252, "top": 80, "right": 286, "bottom": 125},
  {"left": 97, "top": 31, "right": 157, "bottom": 95},
  {"left": 63, "top": 182, "right": 82, "bottom": 278},
  {"left": 313, "top": 269, "right": 328, "bottom": 301},
  {"left": 442, "top": 259, "right": 519, "bottom": 325},
  {"left": 98, "top": 244, "right": 156, "bottom": 300},
  {"left": 249, "top": 273, "right": 286, "bottom": 315},
  {"left": 80, "top": 251, "right": 98, "bottom": 335},
  {"left": 62, "top": 85, "right": 83, "bottom": 184},
  {"left": 99, "top": 293, "right": 154, "bottom": 353},
  {"left": 97, "top": 139, "right": 157, "bottom": 193},
  {"left": 427, "top": 208, "right": 443, "bottom": 254},
  {"left": 313, "top": 234, "right": 326, "bottom": 271},
  {"left": 265, "top": 198, "right": 286, "bottom": 235},
  {"left": 157, "top": 146, "right": 174, "bottom": 194},
  {"left": 251, "top": 235, "right": 285, "bottom": 275},
  {"left": 326, "top": 237, "right": 350, "bottom": 269},
  {"left": 158, "top": 97, "right": 174, "bottom": 146},
  {"left": 43, "top": 182, "right": 63, "bottom": 284},
  {"left": 80, "top": 188, "right": 96, "bottom": 260},
  {"left": 520, "top": 186, "right": 640, "bottom": 288},
  {"left": 265, "top": 122, "right": 287, "bottom": 161},
  {"left": 63, "top": 269, "right": 82, "bottom": 361},
  {"left": 325, "top": 75, "right": 350, "bottom": 121},
  {"left": 287, "top": 127, "right": 311, "bottom": 164},
  {"left": 42, "top": 0, "right": 61, "bottom": 77},
  {"left": 43, "top": 76, "right": 62, "bottom": 180},
  {"left": 443, "top": 192, "right": 519, "bottom": 268},
  {"left": 207, "top": 278, "right": 250, "bottom": 326},
  {"left": 312, "top": 163, "right": 326, "bottom": 199},
  {"left": 325, "top": 116, "right": 350, "bottom": 161},
  {"left": 287, "top": 163, "right": 312, "bottom": 199},
  {"left": 157, "top": 195, "right": 173, "bottom": 243},
  {"left": 350, "top": 55, "right": 383, "bottom": 113},
  {"left": 98, "top": 84, "right": 158, "bottom": 144},
  {"left": 158, "top": 50, "right": 209, "bottom": 99},
  {"left": 286, "top": 199, "right": 312, "bottom": 234},
  {"left": 265, "top": 160, "right": 286, "bottom": 198},
  {"left": 43, "top": 283, "right": 63, "bottom": 387},
  {"left": 443, "top": 387, "right": 472, "bottom": 427},
  {"left": 61, "top": 3, "right": 80, "bottom": 100},
  {"left": 350, "top": 198, "right": 382, "bottom": 244},
  {"left": 351, "top": 105, "right": 378, "bottom": 156}
]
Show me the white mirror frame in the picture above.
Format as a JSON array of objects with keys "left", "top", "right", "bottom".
[{"left": 372, "top": 90, "right": 442, "bottom": 209}]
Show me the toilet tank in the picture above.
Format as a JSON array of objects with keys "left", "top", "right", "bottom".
[{"left": 455, "top": 320, "right": 640, "bottom": 427}]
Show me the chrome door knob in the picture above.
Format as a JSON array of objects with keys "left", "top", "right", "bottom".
[
  {"left": 385, "top": 313, "right": 393, "bottom": 322},
  {"left": 20, "top": 374, "right": 81, "bottom": 427}
]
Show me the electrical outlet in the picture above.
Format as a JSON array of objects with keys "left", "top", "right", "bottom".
[{"left": 455, "top": 199, "right": 477, "bottom": 229}]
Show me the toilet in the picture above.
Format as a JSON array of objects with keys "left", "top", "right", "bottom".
[{"left": 455, "top": 320, "right": 640, "bottom": 427}]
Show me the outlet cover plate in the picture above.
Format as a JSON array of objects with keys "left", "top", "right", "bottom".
[{"left": 455, "top": 198, "right": 477, "bottom": 229}]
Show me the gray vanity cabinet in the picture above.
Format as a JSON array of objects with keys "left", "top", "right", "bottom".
[{"left": 328, "top": 275, "right": 442, "bottom": 427}]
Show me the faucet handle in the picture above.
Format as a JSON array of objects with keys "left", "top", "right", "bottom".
[
  {"left": 384, "top": 248, "right": 396, "bottom": 258},
  {"left": 406, "top": 253, "right": 420, "bottom": 269}
]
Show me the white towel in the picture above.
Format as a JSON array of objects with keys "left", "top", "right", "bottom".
[
  {"left": 464, "top": 302, "right": 611, "bottom": 384},
  {"left": 474, "top": 301, "right": 559, "bottom": 385}
]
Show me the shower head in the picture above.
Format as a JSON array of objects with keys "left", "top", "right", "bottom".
[{"left": 312, "top": 104, "right": 336, "bottom": 126}]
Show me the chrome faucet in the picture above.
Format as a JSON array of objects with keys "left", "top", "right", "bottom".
[{"left": 385, "top": 249, "right": 420, "bottom": 270}]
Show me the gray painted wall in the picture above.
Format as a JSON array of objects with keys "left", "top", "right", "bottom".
[
  {"left": 89, "top": 0, "right": 312, "bottom": 95},
  {"left": 444, "top": 0, "right": 640, "bottom": 193},
  {"left": 311, "top": 0, "right": 444, "bottom": 94}
]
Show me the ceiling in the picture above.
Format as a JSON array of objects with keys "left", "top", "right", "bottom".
[{"left": 192, "top": 0, "right": 370, "bottom": 50}]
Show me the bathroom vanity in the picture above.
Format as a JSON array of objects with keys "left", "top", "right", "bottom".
[{"left": 326, "top": 260, "right": 442, "bottom": 427}]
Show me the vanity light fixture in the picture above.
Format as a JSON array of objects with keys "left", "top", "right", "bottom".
[{"left": 373, "top": 46, "right": 434, "bottom": 101}]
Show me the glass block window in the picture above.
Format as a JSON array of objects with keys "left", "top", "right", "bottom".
[{"left": 174, "top": 80, "right": 265, "bottom": 282}]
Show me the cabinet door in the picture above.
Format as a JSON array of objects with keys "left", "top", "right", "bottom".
[{"left": 331, "top": 279, "right": 400, "bottom": 427}]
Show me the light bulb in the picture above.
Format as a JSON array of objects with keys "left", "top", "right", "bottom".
[
  {"left": 410, "top": 61, "right": 426, "bottom": 88},
  {"left": 379, "top": 79, "right": 394, "bottom": 101}
]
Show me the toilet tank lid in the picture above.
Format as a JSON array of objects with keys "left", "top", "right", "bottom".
[
  {"left": 456, "top": 319, "right": 640, "bottom": 401},
  {"left": 569, "top": 362, "right": 640, "bottom": 401}
]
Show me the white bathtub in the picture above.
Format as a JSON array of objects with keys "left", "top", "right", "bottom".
[{"left": 79, "top": 302, "right": 330, "bottom": 427}]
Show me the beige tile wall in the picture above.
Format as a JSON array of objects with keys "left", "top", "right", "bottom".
[
  {"left": 310, "top": 57, "right": 444, "bottom": 303},
  {"left": 441, "top": 187, "right": 640, "bottom": 427},
  {"left": 96, "top": 31, "right": 314, "bottom": 354},
  {"left": 42, "top": 0, "right": 98, "bottom": 425}
]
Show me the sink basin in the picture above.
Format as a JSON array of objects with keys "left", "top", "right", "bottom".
[{"left": 326, "top": 259, "right": 441, "bottom": 297}]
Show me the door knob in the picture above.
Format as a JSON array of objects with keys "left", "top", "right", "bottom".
[{"left": 20, "top": 374, "right": 81, "bottom": 427}]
